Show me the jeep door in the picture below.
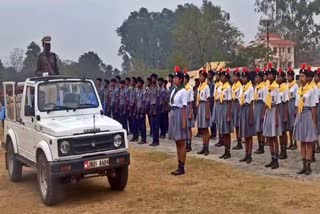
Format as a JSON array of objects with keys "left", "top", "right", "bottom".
[{"left": 20, "top": 85, "right": 36, "bottom": 161}]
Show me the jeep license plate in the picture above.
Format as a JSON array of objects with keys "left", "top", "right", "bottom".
[{"left": 84, "top": 158, "right": 109, "bottom": 169}]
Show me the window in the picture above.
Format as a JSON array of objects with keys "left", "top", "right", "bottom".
[
  {"left": 288, "top": 48, "right": 291, "bottom": 54},
  {"left": 273, "top": 47, "right": 277, "bottom": 53},
  {"left": 24, "top": 86, "right": 35, "bottom": 117}
]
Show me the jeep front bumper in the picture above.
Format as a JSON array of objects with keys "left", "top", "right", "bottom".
[{"left": 49, "top": 152, "right": 130, "bottom": 178}]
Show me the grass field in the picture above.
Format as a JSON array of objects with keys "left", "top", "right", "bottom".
[{"left": 1, "top": 147, "right": 320, "bottom": 213}]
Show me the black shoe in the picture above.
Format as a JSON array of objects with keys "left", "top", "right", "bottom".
[
  {"left": 130, "top": 137, "right": 138, "bottom": 142},
  {"left": 219, "top": 153, "right": 226, "bottom": 159},
  {"left": 197, "top": 146, "right": 205, "bottom": 155},
  {"left": 305, "top": 161, "right": 312, "bottom": 176},
  {"left": 265, "top": 159, "right": 274, "bottom": 168},
  {"left": 186, "top": 141, "right": 192, "bottom": 152},
  {"left": 233, "top": 142, "right": 243, "bottom": 150},
  {"left": 204, "top": 145, "right": 209, "bottom": 156},
  {"left": 210, "top": 135, "right": 217, "bottom": 140},
  {"left": 171, "top": 168, "right": 185, "bottom": 176},
  {"left": 138, "top": 141, "right": 147, "bottom": 145},
  {"left": 254, "top": 144, "right": 265, "bottom": 154},
  {"left": 149, "top": 142, "right": 159, "bottom": 147},
  {"left": 224, "top": 151, "right": 231, "bottom": 159},
  {"left": 271, "top": 159, "right": 279, "bottom": 169},
  {"left": 246, "top": 155, "right": 252, "bottom": 164},
  {"left": 279, "top": 151, "right": 288, "bottom": 160},
  {"left": 215, "top": 140, "right": 224, "bottom": 147},
  {"left": 240, "top": 155, "right": 248, "bottom": 162},
  {"left": 297, "top": 159, "right": 306, "bottom": 175}
]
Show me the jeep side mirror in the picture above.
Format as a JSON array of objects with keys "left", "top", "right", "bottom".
[{"left": 36, "top": 115, "right": 41, "bottom": 121}]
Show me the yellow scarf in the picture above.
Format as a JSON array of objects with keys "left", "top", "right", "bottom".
[
  {"left": 265, "top": 80, "right": 270, "bottom": 88},
  {"left": 279, "top": 83, "right": 288, "bottom": 93},
  {"left": 214, "top": 81, "right": 222, "bottom": 101},
  {"left": 232, "top": 81, "right": 242, "bottom": 100},
  {"left": 309, "top": 80, "right": 316, "bottom": 89},
  {"left": 254, "top": 82, "right": 265, "bottom": 100},
  {"left": 240, "top": 81, "right": 253, "bottom": 106},
  {"left": 185, "top": 83, "right": 191, "bottom": 91},
  {"left": 220, "top": 82, "right": 231, "bottom": 103},
  {"left": 317, "top": 82, "right": 320, "bottom": 89},
  {"left": 297, "top": 83, "right": 314, "bottom": 113},
  {"left": 265, "top": 81, "right": 279, "bottom": 109},
  {"left": 288, "top": 80, "right": 296, "bottom": 89},
  {"left": 197, "top": 82, "right": 208, "bottom": 106}
]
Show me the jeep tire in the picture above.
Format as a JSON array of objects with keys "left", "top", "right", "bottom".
[
  {"left": 37, "top": 153, "right": 59, "bottom": 206},
  {"left": 107, "top": 166, "right": 128, "bottom": 191},
  {"left": 6, "top": 140, "right": 22, "bottom": 182}
]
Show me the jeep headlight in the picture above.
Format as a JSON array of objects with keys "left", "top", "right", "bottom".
[
  {"left": 114, "top": 134, "right": 122, "bottom": 148},
  {"left": 60, "top": 141, "right": 71, "bottom": 155}
]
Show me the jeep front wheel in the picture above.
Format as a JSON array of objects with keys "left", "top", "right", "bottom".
[
  {"left": 7, "top": 140, "right": 22, "bottom": 182},
  {"left": 107, "top": 166, "right": 128, "bottom": 191},
  {"left": 37, "top": 153, "right": 59, "bottom": 206}
]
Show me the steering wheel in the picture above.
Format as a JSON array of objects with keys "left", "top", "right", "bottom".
[{"left": 43, "top": 103, "right": 56, "bottom": 109}]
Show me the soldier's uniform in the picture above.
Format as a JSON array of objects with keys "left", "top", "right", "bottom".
[
  {"left": 136, "top": 87, "right": 146, "bottom": 143},
  {"left": 110, "top": 87, "right": 119, "bottom": 121},
  {"left": 145, "top": 85, "right": 152, "bottom": 136},
  {"left": 128, "top": 87, "right": 138, "bottom": 141},
  {"left": 35, "top": 36, "right": 60, "bottom": 76},
  {"left": 150, "top": 85, "right": 160, "bottom": 146},
  {"left": 159, "top": 85, "right": 168, "bottom": 138},
  {"left": 118, "top": 86, "right": 128, "bottom": 131}
]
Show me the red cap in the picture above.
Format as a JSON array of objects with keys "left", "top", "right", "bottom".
[
  {"left": 175, "top": 66, "right": 180, "bottom": 73},
  {"left": 202, "top": 68, "right": 207, "bottom": 73},
  {"left": 278, "top": 68, "right": 283, "bottom": 73},
  {"left": 301, "top": 64, "right": 307, "bottom": 70},
  {"left": 255, "top": 67, "right": 260, "bottom": 73},
  {"left": 234, "top": 67, "right": 240, "bottom": 73},
  {"left": 226, "top": 68, "right": 230, "bottom": 74},
  {"left": 288, "top": 67, "right": 293, "bottom": 72},
  {"left": 307, "top": 65, "right": 312, "bottom": 71},
  {"left": 268, "top": 62, "right": 273, "bottom": 69},
  {"left": 242, "top": 67, "right": 247, "bottom": 73}
]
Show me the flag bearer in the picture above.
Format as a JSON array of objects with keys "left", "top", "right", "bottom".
[
  {"left": 294, "top": 65, "right": 318, "bottom": 175},
  {"left": 239, "top": 68, "right": 255, "bottom": 163}
]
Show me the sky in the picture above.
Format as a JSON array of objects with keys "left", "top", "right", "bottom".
[{"left": 0, "top": 0, "right": 259, "bottom": 68}]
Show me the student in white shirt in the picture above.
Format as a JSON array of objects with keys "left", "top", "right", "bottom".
[
  {"left": 183, "top": 72, "right": 195, "bottom": 152},
  {"left": 196, "top": 69, "right": 211, "bottom": 156},
  {"left": 287, "top": 68, "right": 299, "bottom": 150},
  {"left": 263, "top": 64, "right": 282, "bottom": 170},
  {"left": 168, "top": 69, "right": 188, "bottom": 176},
  {"left": 218, "top": 68, "right": 233, "bottom": 159},
  {"left": 293, "top": 66, "right": 318, "bottom": 175},
  {"left": 239, "top": 69, "right": 255, "bottom": 164},
  {"left": 277, "top": 68, "right": 290, "bottom": 160},
  {"left": 254, "top": 68, "right": 266, "bottom": 154}
]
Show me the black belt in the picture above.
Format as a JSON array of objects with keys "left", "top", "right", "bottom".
[
  {"left": 171, "top": 106, "right": 181, "bottom": 110},
  {"left": 242, "top": 103, "right": 250, "bottom": 106},
  {"left": 303, "top": 107, "right": 311, "bottom": 111},
  {"left": 199, "top": 100, "right": 207, "bottom": 103},
  {"left": 290, "top": 98, "right": 296, "bottom": 101},
  {"left": 255, "top": 100, "right": 264, "bottom": 104},
  {"left": 187, "top": 102, "right": 191, "bottom": 104}
]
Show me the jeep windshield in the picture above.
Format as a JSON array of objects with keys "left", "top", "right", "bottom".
[{"left": 38, "top": 81, "right": 99, "bottom": 112}]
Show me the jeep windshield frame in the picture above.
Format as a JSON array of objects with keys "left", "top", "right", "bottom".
[{"left": 37, "top": 80, "right": 100, "bottom": 113}]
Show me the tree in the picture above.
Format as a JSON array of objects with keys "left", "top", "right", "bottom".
[
  {"left": 9, "top": 48, "right": 24, "bottom": 72},
  {"left": 173, "top": 0, "right": 243, "bottom": 69},
  {"left": 121, "top": 54, "right": 132, "bottom": 74},
  {"left": 20, "top": 42, "right": 41, "bottom": 80},
  {"left": 255, "top": 0, "right": 320, "bottom": 65},
  {"left": 77, "top": 51, "right": 104, "bottom": 79}
]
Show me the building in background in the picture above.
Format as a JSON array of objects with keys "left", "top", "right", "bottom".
[{"left": 256, "top": 33, "right": 296, "bottom": 68}]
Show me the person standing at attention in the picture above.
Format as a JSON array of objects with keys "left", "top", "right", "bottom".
[
  {"left": 207, "top": 70, "right": 217, "bottom": 139},
  {"left": 184, "top": 70, "right": 195, "bottom": 152},
  {"left": 169, "top": 69, "right": 188, "bottom": 176},
  {"left": 35, "top": 36, "right": 60, "bottom": 77},
  {"left": 196, "top": 69, "right": 211, "bottom": 156}
]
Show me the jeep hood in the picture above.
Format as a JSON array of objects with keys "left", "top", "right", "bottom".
[{"left": 37, "top": 114, "right": 123, "bottom": 137}]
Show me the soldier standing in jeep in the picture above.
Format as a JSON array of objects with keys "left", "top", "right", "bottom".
[{"left": 35, "top": 36, "right": 60, "bottom": 77}]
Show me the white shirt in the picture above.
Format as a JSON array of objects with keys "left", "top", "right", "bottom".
[
  {"left": 198, "top": 85, "right": 210, "bottom": 101},
  {"left": 255, "top": 86, "right": 266, "bottom": 101},
  {"left": 170, "top": 88, "right": 188, "bottom": 108},
  {"left": 240, "top": 86, "right": 254, "bottom": 104},
  {"left": 186, "top": 88, "right": 194, "bottom": 103},
  {"left": 295, "top": 88, "right": 317, "bottom": 108},
  {"left": 232, "top": 81, "right": 242, "bottom": 100},
  {"left": 279, "top": 85, "right": 289, "bottom": 103},
  {"left": 220, "top": 86, "right": 232, "bottom": 102},
  {"left": 288, "top": 82, "right": 298, "bottom": 99},
  {"left": 264, "top": 88, "right": 281, "bottom": 105},
  {"left": 312, "top": 87, "right": 319, "bottom": 104}
]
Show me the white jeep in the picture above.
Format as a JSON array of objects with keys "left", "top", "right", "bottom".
[{"left": 1, "top": 76, "right": 130, "bottom": 206}]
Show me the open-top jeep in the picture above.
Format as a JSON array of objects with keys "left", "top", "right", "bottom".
[{"left": 1, "top": 76, "right": 130, "bottom": 206}]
